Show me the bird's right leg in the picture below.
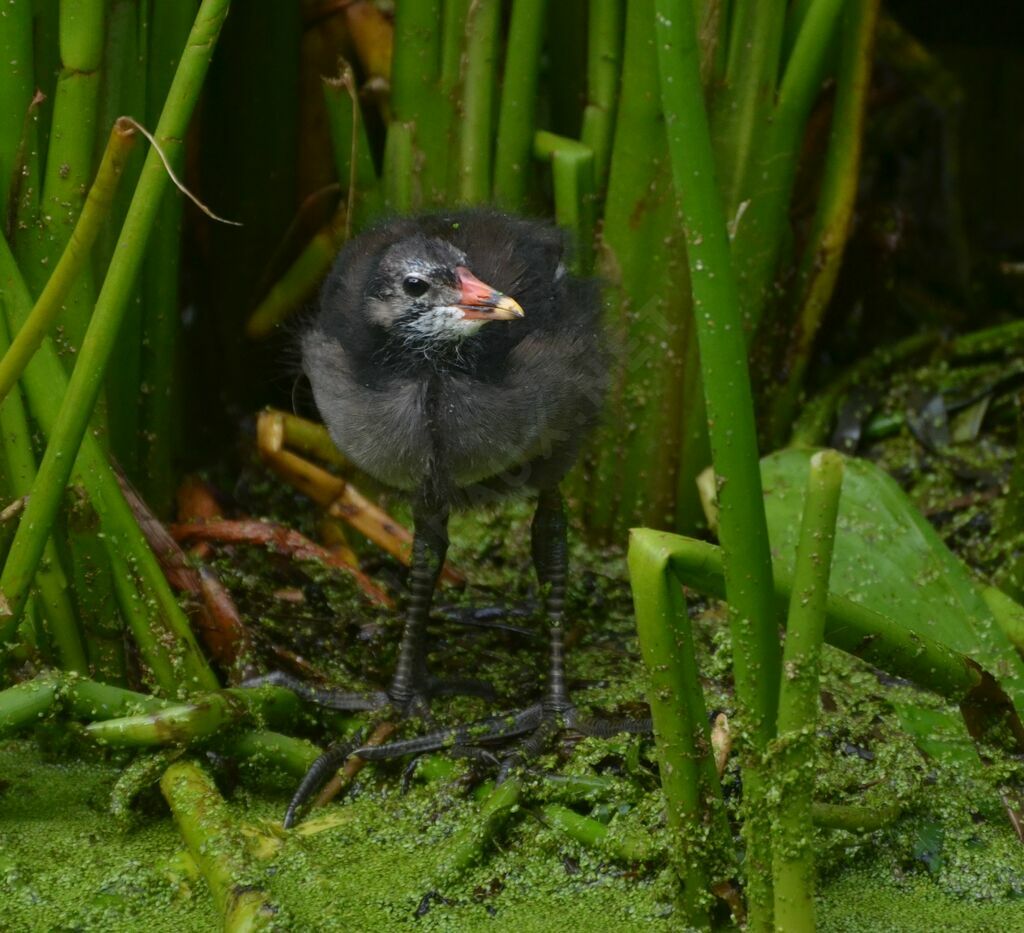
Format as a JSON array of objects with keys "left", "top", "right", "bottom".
[{"left": 263, "top": 495, "right": 456, "bottom": 826}]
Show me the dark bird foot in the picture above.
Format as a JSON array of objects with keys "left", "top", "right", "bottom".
[
  {"left": 353, "top": 702, "right": 652, "bottom": 783},
  {"left": 245, "top": 671, "right": 498, "bottom": 828}
]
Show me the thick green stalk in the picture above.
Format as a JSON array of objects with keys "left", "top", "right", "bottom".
[
  {"left": 629, "top": 529, "right": 728, "bottom": 925},
  {"left": 667, "top": 535, "right": 981, "bottom": 701},
  {"left": 0, "top": 675, "right": 58, "bottom": 734},
  {"left": 653, "top": 2, "right": 781, "bottom": 924},
  {"left": 580, "top": 0, "right": 624, "bottom": 194},
  {"left": 86, "top": 686, "right": 301, "bottom": 748},
  {"left": 771, "top": 450, "right": 843, "bottom": 933},
  {"left": 533, "top": 131, "right": 596, "bottom": 273},
  {"left": 537, "top": 804, "right": 656, "bottom": 862},
  {"left": 710, "top": 0, "right": 785, "bottom": 219},
  {"left": 0, "top": 120, "right": 137, "bottom": 406},
  {"left": 21, "top": 0, "right": 105, "bottom": 320},
  {"left": 322, "top": 65, "right": 383, "bottom": 230},
  {"left": 0, "top": 0, "right": 231, "bottom": 638},
  {"left": 390, "top": 0, "right": 446, "bottom": 204},
  {"left": 766, "top": 0, "right": 880, "bottom": 446},
  {"left": 811, "top": 802, "right": 901, "bottom": 833},
  {"left": 383, "top": 120, "right": 415, "bottom": 213},
  {"left": 227, "top": 730, "right": 322, "bottom": 780},
  {"left": 0, "top": 0, "right": 36, "bottom": 218},
  {"left": 0, "top": 311, "right": 87, "bottom": 671},
  {"left": 97, "top": 0, "right": 148, "bottom": 471},
  {"left": 161, "top": 760, "right": 280, "bottom": 930},
  {"left": 0, "top": 169, "right": 217, "bottom": 698},
  {"left": 493, "top": 0, "right": 548, "bottom": 209},
  {"left": 138, "top": 0, "right": 197, "bottom": 516},
  {"left": 457, "top": 0, "right": 502, "bottom": 204},
  {"left": 588, "top": 0, "right": 702, "bottom": 536},
  {"left": 731, "top": 0, "right": 845, "bottom": 334},
  {"left": 431, "top": 778, "right": 523, "bottom": 885}
]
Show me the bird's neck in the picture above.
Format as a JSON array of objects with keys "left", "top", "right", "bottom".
[{"left": 374, "top": 326, "right": 484, "bottom": 376}]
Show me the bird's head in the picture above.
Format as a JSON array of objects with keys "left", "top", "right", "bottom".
[{"left": 364, "top": 235, "right": 524, "bottom": 346}]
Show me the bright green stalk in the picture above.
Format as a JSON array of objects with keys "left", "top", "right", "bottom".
[
  {"left": 667, "top": 535, "right": 981, "bottom": 701},
  {"left": 322, "top": 65, "right": 383, "bottom": 229},
  {"left": 493, "top": 0, "right": 548, "bottom": 209},
  {"left": 710, "top": 0, "right": 785, "bottom": 218},
  {"left": 85, "top": 686, "right": 301, "bottom": 748},
  {"left": 432, "top": 778, "right": 523, "bottom": 885},
  {"left": 0, "top": 120, "right": 137, "bottom": 406},
  {"left": 457, "top": 0, "right": 502, "bottom": 204},
  {"left": 731, "top": 0, "right": 845, "bottom": 334},
  {"left": 771, "top": 450, "right": 843, "bottom": 933},
  {"left": 0, "top": 311, "right": 87, "bottom": 672},
  {"left": 0, "top": 164, "right": 217, "bottom": 698},
  {"left": 533, "top": 131, "right": 596, "bottom": 273},
  {"left": 629, "top": 529, "right": 728, "bottom": 925},
  {"left": 766, "top": 0, "right": 880, "bottom": 446},
  {"left": 588, "top": 0, "right": 702, "bottom": 536},
  {"left": 390, "top": 0, "right": 447, "bottom": 203},
  {"left": 21, "top": 0, "right": 104, "bottom": 312},
  {"left": 580, "top": 0, "right": 624, "bottom": 194},
  {"left": 227, "top": 730, "right": 322, "bottom": 780},
  {"left": 138, "top": 0, "right": 197, "bottom": 516},
  {"left": 383, "top": 121, "right": 415, "bottom": 213},
  {"left": 161, "top": 760, "right": 281, "bottom": 930},
  {"left": 537, "top": 803, "right": 656, "bottom": 862},
  {"left": 0, "top": 0, "right": 36, "bottom": 217},
  {"left": 984, "top": 587, "right": 1024, "bottom": 658},
  {"left": 0, "top": 0, "right": 231, "bottom": 640},
  {"left": 63, "top": 674, "right": 170, "bottom": 719},
  {"left": 653, "top": 2, "right": 781, "bottom": 924}
]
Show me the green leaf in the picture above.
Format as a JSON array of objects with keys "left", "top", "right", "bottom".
[{"left": 761, "top": 448, "right": 1024, "bottom": 712}]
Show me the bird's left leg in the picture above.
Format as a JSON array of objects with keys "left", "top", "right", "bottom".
[{"left": 354, "top": 487, "right": 649, "bottom": 776}]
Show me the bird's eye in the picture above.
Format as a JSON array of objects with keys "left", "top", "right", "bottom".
[{"left": 402, "top": 275, "right": 430, "bottom": 298}]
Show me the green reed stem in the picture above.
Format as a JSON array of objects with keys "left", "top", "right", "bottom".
[
  {"left": 493, "top": 0, "right": 548, "bottom": 209},
  {"left": 537, "top": 803, "right": 657, "bottom": 862},
  {"left": 771, "top": 450, "right": 843, "bottom": 933},
  {"left": 667, "top": 535, "right": 981, "bottom": 701},
  {"left": 629, "top": 528, "right": 730, "bottom": 925},
  {"left": 711, "top": 0, "right": 785, "bottom": 219},
  {"left": 0, "top": 120, "right": 137, "bottom": 406},
  {"left": 0, "top": 172, "right": 216, "bottom": 699},
  {"left": 654, "top": 2, "right": 781, "bottom": 923},
  {"left": 0, "top": 311, "right": 87, "bottom": 671},
  {"left": 0, "top": 0, "right": 36, "bottom": 219},
  {"left": 766, "top": 0, "right": 880, "bottom": 446},
  {"left": 580, "top": 0, "right": 624, "bottom": 194},
  {"left": 457, "top": 0, "right": 502, "bottom": 203},
  {"left": 533, "top": 131, "right": 596, "bottom": 273},
  {"left": 732, "top": 0, "right": 844, "bottom": 334},
  {"left": 161, "top": 760, "right": 280, "bottom": 930},
  {"left": 0, "top": 0, "right": 231, "bottom": 639},
  {"left": 138, "top": 0, "right": 198, "bottom": 516},
  {"left": 431, "top": 777, "right": 524, "bottom": 886}
]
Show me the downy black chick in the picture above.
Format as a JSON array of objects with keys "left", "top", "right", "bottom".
[{"left": 277, "top": 209, "right": 645, "bottom": 824}]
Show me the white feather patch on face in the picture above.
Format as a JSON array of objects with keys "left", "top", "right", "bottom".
[{"left": 404, "top": 305, "right": 485, "bottom": 340}]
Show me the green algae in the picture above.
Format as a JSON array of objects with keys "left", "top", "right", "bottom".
[{"left": 7, "top": 431, "right": 1024, "bottom": 928}]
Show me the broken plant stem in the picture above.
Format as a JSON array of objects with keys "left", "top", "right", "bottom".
[
  {"left": 771, "top": 450, "right": 844, "bottom": 933},
  {"left": 161, "top": 760, "right": 281, "bottom": 930}
]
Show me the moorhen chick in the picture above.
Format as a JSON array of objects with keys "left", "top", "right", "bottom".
[{"left": 274, "top": 209, "right": 646, "bottom": 824}]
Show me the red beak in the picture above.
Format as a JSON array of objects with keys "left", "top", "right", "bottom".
[{"left": 455, "top": 266, "right": 525, "bottom": 321}]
